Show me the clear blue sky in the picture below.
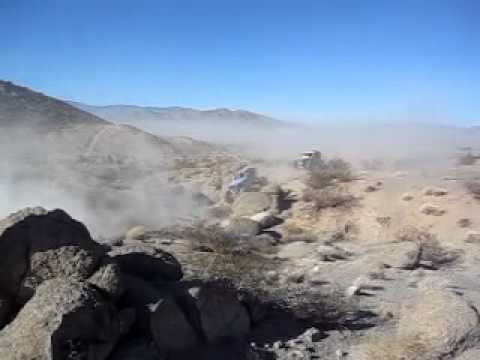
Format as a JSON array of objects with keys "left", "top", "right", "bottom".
[{"left": 1, "top": 0, "right": 478, "bottom": 124}]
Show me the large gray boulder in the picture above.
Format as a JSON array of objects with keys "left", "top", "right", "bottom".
[
  {"left": 349, "top": 287, "right": 480, "bottom": 360},
  {"left": 0, "top": 208, "right": 105, "bottom": 302},
  {"left": 226, "top": 218, "right": 261, "bottom": 238},
  {"left": 397, "top": 288, "right": 480, "bottom": 359},
  {"left": 0, "top": 278, "right": 134, "bottom": 360},
  {"left": 108, "top": 244, "right": 183, "bottom": 281},
  {"left": 232, "top": 192, "right": 272, "bottom": 217}
]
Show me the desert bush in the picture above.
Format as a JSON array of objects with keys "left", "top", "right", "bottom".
[
  {"left": 307, "top": 157, "right": 353, "bottom": 189},
  {"left": 395, "top": 226, "right": 462, "bottom": 269},
  {"left": 457, "top": 152, "right": 478, "bottom": 166},
  {"left": 464, "top": 181, "right": 480, "bottom": 199},
  {"left": 304, "top": 188, "right": 356, "bottom": 211}
]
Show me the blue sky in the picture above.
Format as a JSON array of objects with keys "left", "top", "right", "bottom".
[{"left": 1, "top": 0, "right": 478, "bottom": 124}]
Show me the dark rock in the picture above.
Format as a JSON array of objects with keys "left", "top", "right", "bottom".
[
  {"left": 150, "top": 295, "right": 201, "bottom": 351},
  {"left": 0, "top": 208, "right": 104, "bottom": 302},
  {"left": 0, "top": 278, "right": 134, "bottom": 360},
  {"left": 109, "top": 244, "right": 183, "bottom": 281}
]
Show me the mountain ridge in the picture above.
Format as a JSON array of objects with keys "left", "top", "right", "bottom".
[{"left": 68, "top": 100, "right": 285, "bottom": 128}]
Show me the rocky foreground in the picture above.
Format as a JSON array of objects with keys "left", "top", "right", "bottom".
[{"left": 2, "top": 205, "right": 480, "bottom": 360}]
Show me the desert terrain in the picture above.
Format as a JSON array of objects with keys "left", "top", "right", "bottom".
[{"left": 1, "top": 80, "right": 480, "bottom": 359}]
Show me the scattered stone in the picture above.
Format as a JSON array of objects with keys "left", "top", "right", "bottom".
[
  {"left": 125, "top": 225, "right": 147, "bottom": 241},
  {"left": 316, "top": 245, "right": 352, "bottom": 261},
  {"left": 423, "top": 187, "right": 448, "bottom": 196},
  {"left": 420, "top": 203, "right": 446, "bottom": 216},
  {"left": 366, "top": 242, "right": 421, "bottom": 270},
  {"left": 0, "top": 278, "right": 134, "bottom": 360},
  {"left": 401, "top": 193, "right": 414, "bottom": 201},
  {"left": 249, "top": 211, "right": 283, "bottom": 230}
]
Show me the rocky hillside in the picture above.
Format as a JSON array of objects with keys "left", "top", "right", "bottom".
[
  {"left": 0, "top": 80, "right": 107, "bottom": 130},
  {"left": 0, "top": 81, "right": 239, "bottom": 235}
]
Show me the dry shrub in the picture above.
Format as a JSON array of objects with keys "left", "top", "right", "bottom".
[
  {"left": 307, "top": 157, "right": 353, "bottom": 189},
  {"left": 304, "top": 188, "right": 356, "bottom": 211},
  {"left": 176, "top": 223, "right": 279, "bottom": 289},
  {"left": 395, "top": 226, "right": 462, "bottom": 268},
  {"left": 457, "top": 152, "right": 478, "bottom": 166},
  {"left": 464, "top": 181, "right": 480, "bottom": 199}
]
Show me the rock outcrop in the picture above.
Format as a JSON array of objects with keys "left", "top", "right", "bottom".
[{"left": 0, "top": 208, "right": 263, "bottom": 359}]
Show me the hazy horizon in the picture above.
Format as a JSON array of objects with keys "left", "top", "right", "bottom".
[{"left": 1, "top": 0, "right": 479, "bottom": 126}]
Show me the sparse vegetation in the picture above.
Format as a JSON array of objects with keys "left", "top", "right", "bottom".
[
  {"left": 395, "top": 226, "right": 462, "bottom": 269},
  {"left": 306, "top": 157, "right": 353, "bottom": 189},
  {"left": 464, "top": 181, "right": 480, "bottom": 199},
  {"left": 303, "top": 188, "right": 356, "bottom": 211}
]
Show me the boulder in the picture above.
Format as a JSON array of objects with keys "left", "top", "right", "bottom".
[
  {"left": 189, "top": 284, "right": 251, "bottom": 343},
  {"left": 401, "top": 193, "right": 414, "bottom": 201},
  {"left": 125, "top": 225, "right": 147, "bottom": 241},
  {"left": 232, "top": 192, "right": 272, "bottom": 217},
  {"left": 0, "top": 206, "right": 47, "bottom": 236},
  {"left": 88, "top": 261, "right": 125, "bottom": 300},
  {"left": 347, "top": 287, "right": 480, "bottom": 360},
  {"left": 150, "top": 295, "right": 201, "bottom": 351},
  {"left": 109, "top": 244, "right": 182, "bottom": 281},
  {"left": 17, "top": 245, "right": 103, "bottom": 304},
  {"left": 0, "top": 278, "right": 134, "bottom": 360},
  {"left": 316, "top": 244, "right": 352, "bottom": 261},
  {"left": 397, "top": 288, "right": 480, "bottom": 359},
  {"left": 0, "top": 208, "right": 104, "bottom": 301},
  {"left": 365, "top": 242, "right": 421, "bottom": 269},
  {"left": 249, "top": 211, "right": 283, "bottom": 230},
  {"left": 225, "top": 218, "right": 261, "bottom": 238}
]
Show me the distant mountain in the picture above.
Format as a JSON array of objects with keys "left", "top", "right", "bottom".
[{"left": 68, "top": 101, "right": 285, "bottom": 128}]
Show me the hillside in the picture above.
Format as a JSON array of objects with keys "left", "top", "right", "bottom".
[
  {"left": 0, "top": 81, "right": 107, "bottom": 130},
  {"left": 0, "top": 80, "right": 239, "bottom": 235}
]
